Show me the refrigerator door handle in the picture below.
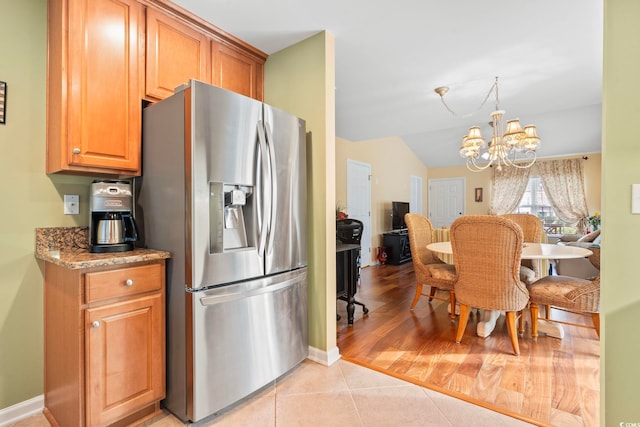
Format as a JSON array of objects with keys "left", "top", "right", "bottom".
[
  {"left": 264, "top": 122, "right": 278, "bottom": 254},
  {"left": 257, "top": 121, "right": 271, "bottom": 255},
  {"left": 199, "top": 276, "right": 300, "bottom": 306}
]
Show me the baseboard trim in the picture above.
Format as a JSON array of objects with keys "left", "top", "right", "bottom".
[
  {"left": 307, "top": 345, "right": 341, "bottom": 366},
  {"left": 0, "top": 350, "right": 340, "bottom": 425},
  {"left": 0, "top": 395, "right": 44, "bottom": 427}
]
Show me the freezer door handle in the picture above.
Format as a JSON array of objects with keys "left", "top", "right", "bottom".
[{"left": 199, "top": 276, "right": 299, "bottom": 306}]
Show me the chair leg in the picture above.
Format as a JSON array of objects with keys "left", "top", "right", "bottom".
[
  {"left": 448, "top": 290, "right": 456, "bottom": 321},
  {"left": 455, "top": 304, "right": 471, "bottom": 344},
  {"left": 544, "top": 304, "right": 551, "bottom": 320},
  {"left": 517, "top": 309, "right": 525, "bottom": 336},
  {"left": 530, "top": 303, "right": 539, "bottom": 340},
  {"left": 428, "top": 287, "right": 437, "bottom": 302},
  {"left": 410, "top": 283, "right": 423, "bottom": 310},
  {"left": 592, "top": 313, "right": 600, "bottom": 338},
  {"left": 505, "top": 311, "right": 520, "bottom": 355}
]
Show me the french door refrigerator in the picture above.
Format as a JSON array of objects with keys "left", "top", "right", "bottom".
[{"left": 139, "top": 80, "right": 308, "bottom": 423}]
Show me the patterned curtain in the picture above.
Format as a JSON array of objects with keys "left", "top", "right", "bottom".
[
  {"left": 489, "top": 165, "right": 531, "bottom": 215},
  {"left": 536, "top": 159, "right": 590, "bottom": 233}
]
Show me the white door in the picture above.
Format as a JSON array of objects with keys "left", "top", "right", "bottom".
[
  {"left": 429, "top": 177, "right": 465, "bottom": 228},
  {"left": 347, "top": 159, "right": 371, "bottom": 267},
  {"left": 410, "top": 176, "right": 423, "bottom": 214}
]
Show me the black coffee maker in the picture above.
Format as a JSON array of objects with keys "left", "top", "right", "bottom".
[{"left": 90, "top": 180, "right": 139, "bottom": 253}]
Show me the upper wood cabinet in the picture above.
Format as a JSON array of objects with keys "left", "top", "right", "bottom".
[
  {"left": 145, "top": 8, "right": 211, "bottom": 100},
  {"left": 47, "top": 0, "right": 144, "bottom": 176},
  {"left": 146, "top": 5, "right": 266, "bottom": 102},
  {"left": 211, "top": 40, "right": 264, "bottom": 100},
  {"left": 47, "top": 0, "right": 266, "bottom": 176}
]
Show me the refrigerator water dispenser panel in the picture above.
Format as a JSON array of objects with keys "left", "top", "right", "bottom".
[{"left": 210, "top": 183, "right": 253, "bottom": 252}]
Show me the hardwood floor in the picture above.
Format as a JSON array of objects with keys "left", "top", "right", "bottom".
[{"left": 336, "top": 262, "right": 600, "bottom": 427}]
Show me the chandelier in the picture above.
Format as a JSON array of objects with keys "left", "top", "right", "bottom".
[{"left": 434, "top": 76, "right": 541, "bottom": 172}]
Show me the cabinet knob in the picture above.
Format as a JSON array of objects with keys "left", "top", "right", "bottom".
[
  {"left": 72, "top": 148, "right": 81, "bottom": 154},
  {"left": 125, "top": 279, "right": 134, "bottom": 287},
  {"left": 91, "top": 321, "right": 101, "bottom": 328}
]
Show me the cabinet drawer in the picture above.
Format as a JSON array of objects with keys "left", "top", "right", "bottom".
[{"left": 86, "top": 264, "right": 162, "bottom": 303}]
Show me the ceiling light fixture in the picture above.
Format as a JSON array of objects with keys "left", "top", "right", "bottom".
[{"left": 435, "top": 76, "right": 541, "bottom": 172}]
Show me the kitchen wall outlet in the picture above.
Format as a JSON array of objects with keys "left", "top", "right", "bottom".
[{"left": 64, "top": 195, "right": 80, "bottom": 215}]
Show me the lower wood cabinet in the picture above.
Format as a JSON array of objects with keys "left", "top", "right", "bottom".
[{"left": 43, "top": 260, "right": 166, "bottom": 427}]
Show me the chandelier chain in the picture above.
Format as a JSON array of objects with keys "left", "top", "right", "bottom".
[{"left": 437, "top": 79, "right": 498, "bottom": 119}]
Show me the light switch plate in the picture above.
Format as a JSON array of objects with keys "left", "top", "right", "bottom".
[
  {"left": 64, "top": 195, "right": 79, "bottom": 215},
  {"left": 633, "top": 184, "right": 640, "bottom": 214}
]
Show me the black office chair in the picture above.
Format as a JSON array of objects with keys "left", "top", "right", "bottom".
[{"left": 336, "top": 219, "right": 369, "bottom": 319}]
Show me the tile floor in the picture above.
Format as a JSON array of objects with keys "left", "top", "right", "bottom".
[{"left": 13, "top": 359, "right": 534, "bottom": 426}]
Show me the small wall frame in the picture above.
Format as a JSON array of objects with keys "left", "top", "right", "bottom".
[
  {"left": 475, "top": 187, "right": 483, "bottom": 202},
  {"left": 0, "top": 81, "right": 6, "bottom": 125}
]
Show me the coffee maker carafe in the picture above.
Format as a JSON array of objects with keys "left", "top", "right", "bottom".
[{"left": 90, "top": 180, "right": 139, "bottom": 253}]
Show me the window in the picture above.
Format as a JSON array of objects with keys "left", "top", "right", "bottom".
[{"left": 513, "top": 176, "right": 576, "bottom": 234}]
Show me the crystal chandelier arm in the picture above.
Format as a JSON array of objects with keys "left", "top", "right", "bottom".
[
  {"left": 436, "top": 78, "right": 498, "bottom": 118},
  {"left": 467, "top": 156, "right": 494, "bottom": 171},
  {"left": 489, "top": 148, "right": 537, "bottom": 170},
  {"left": 505, "top": 150, "right": 537, "bottom": 169},
  {"left": 466, "top": 151, "right": 536, "bottom": 172}
]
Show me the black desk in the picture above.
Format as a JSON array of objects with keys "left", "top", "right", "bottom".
[{"left": 336, "top": 243, "right": 360, "bottom": 325}]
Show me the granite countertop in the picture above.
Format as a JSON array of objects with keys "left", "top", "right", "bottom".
[{"left": 35, "top": 226, "right": 170, "bottom": 269}]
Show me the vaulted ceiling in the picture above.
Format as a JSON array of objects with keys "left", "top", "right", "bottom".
[{"left": 172, "top": 0, "right": 603, "bottom": 168}]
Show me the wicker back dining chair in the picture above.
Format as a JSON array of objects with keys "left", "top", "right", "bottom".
[
  {"left": 450, "top": 215, "right": 530, "bottom": 355},
  {"left": 404, "top": 213, "right": 457, "bottom": 320},
  {"left": 500, "top": 213, "right": 544, "bottom": 284},
  {"left": 528, "top": 248, "right": 600, "bottom": 338}
]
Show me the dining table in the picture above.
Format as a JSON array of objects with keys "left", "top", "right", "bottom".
[{"left": 426, "top": 241, "right": 593, "bottom": 339}]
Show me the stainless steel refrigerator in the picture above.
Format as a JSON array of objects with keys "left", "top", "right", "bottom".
[{"left": 138, "top": 80, "right": 308, "bottom": 423}]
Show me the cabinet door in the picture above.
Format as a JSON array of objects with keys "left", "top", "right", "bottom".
[
  {"left": 85, "top": 293, "right": 164, "bottom": 426},
  {"left": 47, "top": 0, "right": 144, "bottom": 175},
  {"left": 211, "top": 40, "right": 264, "bottom": 100},
  {"left": 146, "top": 8, "right": 211, "bottom": 100}
]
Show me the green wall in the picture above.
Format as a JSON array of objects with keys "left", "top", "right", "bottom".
[
  {"left": 602, "top": 0, "right": 640, "bottom": 423},
  {"left": 264, "top": 32, "right": 337, "bottom": 354},
  {"left": 0, "top": 0, "right": 95, "bottom": 410}
]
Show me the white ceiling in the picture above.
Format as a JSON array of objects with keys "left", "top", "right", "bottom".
[{"left": 172, "top": 0, "right": 603, "bottom": 168}]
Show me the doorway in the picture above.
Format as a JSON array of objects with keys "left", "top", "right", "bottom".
[
  {"left": 428, "top": 177, "right": 465, "bottom": 227},
  {"left": 410, "top": 176, "right": 423, "bottom": 214},
  {"left": 347, "top": 159, "right": 372, "bottom": 266}
]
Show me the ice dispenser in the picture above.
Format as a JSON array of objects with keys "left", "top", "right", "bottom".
[
  {"left": 210, "top": 183, "right": 253, "bottom": 252},
  {"left": 224, "top": 187, "right": 249, "bottom": 249}
]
